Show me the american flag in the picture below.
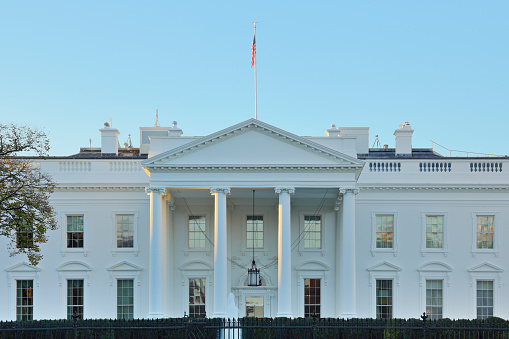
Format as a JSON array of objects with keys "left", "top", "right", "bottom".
[{"left": 251, "top": 35, "right": 256, "bottom": 68}]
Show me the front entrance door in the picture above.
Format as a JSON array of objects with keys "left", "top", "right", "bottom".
[{"left": 245, "top": 296, "right": 264, "bottom": 318}]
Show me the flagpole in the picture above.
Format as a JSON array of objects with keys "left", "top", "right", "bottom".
[{"left": 253, "top": 22, "right": 258, "bottom": 120}]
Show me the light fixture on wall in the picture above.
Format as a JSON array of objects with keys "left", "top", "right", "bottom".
[{"left": 248, "top": 189, "right": 261, "bottom": 286}]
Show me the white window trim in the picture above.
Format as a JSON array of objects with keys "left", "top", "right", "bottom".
[
  {"left": 420, "top": 213, "right": 448, "bottom": 257},
  {"left": 418, "top": 261, "right": 452, "bottom": 319},
  {"left": 111, "top": 211, "right": 139, "bottom": 257},
  {"left": 56, "top": 261, "right": 92, "bottom": 319},
  {"left": 368, "top": 261, "right": 401, "bottom": 319},
  {"left": 107, "top": 261, "right": 143, "bottom": 319},
  {"left": 468, "top": 262, "right": 503, "bottom": 319},
  {"left": 60, "top": 211, "right": 89, "bottom": 257},
  {"left": 184, "top": 212, "right": 212, "bottom": 255},
  {"left": 232, "top": 272, "right": 277, "bottom": 318},
  {"left": 472, "top": 213, "right": 499, "bottom": 257},
  {"left": 179, "top": 261, "right": 213, "bottom": 317},
  {"left": 6, "top": 262, "right": 40, "bottom": 321},
  {"left": 241, "top": 212, "right": 268, "bottom": 255},
  {"left": 295, "top": 261, "right": 329, "bottom": 317},
  {"left": 298, "top": 212, "right": 326, "bottom": 256},
  {"left": 371, "top": 212, "right": 398, "bottom": 257}
]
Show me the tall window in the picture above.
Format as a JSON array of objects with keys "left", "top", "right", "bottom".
[
  {"left": 16, "top": 221, "right": 33, "bottom": 249},
  {"left": 477, "top": 280, "right": 494, "bottom": 319},
  {"left": 247, "top": 215, "right": 263, "bottom": 249},
  {"left": 304, "top": 216, "right": 321, "bottom": 249},
  {"left": 376, "top": 279, "right": 393, "bottom": 319},
  {"left": 426, "top": 280, "right": 443, "bottom": 320},
  {"left": 117, "top": 279, "right": 134, "bottom": 320},
  {"left": 188, "top": 216, "right": 206, "bottom": 249},
  {"left": 304, "top": 278, "right": 320, "bottom": 317},
  {"left": 376, "top": 215, "right": 393, "bottom": 248},
  {"left": 67, "top": 215, "right": 84, "bottom": 248},
  {"left": 426, "top": 216, "right": 443, "bottom": 248},
  {"left": 116, "top": 215, "right": 134, "bottom": 248},
  {"left": 477, "top": 216, "right": 494, "bottom": 249},
  {"left": 189, "top": 278, "right": 206, "bottom": 318},
  {"left": 16, "top": 280, "right": 33, "bottom": 320},
  {"left": 67, "top": 279, "right": 84, "bottom": 320}
]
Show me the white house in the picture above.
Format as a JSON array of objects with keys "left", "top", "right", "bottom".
[{"left": 1, "top": 118, "right": 508, "bottom": 321}]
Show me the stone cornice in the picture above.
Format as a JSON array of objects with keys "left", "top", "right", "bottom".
[
  {"left": 358, "top": 185, "right": 509, "bottom": 191},
  {"left": 54, "top": 186, "right": 147, "bottom": 192},
  {"left": 144, "top": 165, "right": 360, "bottom": 172}
]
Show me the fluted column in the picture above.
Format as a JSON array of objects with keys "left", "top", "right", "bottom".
[
  {"left": 338, "top": 188, "right": 358, "bottom": 318},
  {"left": 146, "top": 186, "right": 166, "bottom": 318},
  {"left": 211, "top": 187, "right": 230, "bottom": 318},
  {"left": 275, "top": 187, "right": 295, "bottom": 317}
]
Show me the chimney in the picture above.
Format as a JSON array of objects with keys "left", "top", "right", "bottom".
[
  {"left": 99, "top": 122, "right": 120, "bottom": 156},
  {"left": 168, "top": 121, "right": 183, "bottom": 137},
  {"left": 394, "top": 121, "right": 414, "bottom": 156},
  {"left": 326, "top": 124, "right": 340, "bottom": 137}
]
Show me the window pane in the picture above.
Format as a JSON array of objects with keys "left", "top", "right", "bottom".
[
  {"left": 304, "top": 278, "right": 320, "bottom": 317},
  {"left": 16, "top": 280, "right": 33, "bottom": 321},
  {"left": 66, "top": 215, "right": 84, "bottom": 248},
  {"left": 247, "top": 215, "right": 264, "bottom": 249},
  {"left": 189, "top": 278, "right": 206, "bottom": 318},
  {"left": 426, "top": 216, "right": 443, "bottom": 248},
  {"left": 116, "top": 214, "right": 134, "bottom": 248},
  {"left": 117, "top": 279, "right": 134, "bottom": 320},
  {"left": 67, "top": 280, "right": 84, "bottom": 320},
  {"left": 477, "top": 216, "right": 494, "bottom": 249},
  {"left": 376, "top": 215, "right": 393, "bottom": 248},
  {"left": 189, "top": 216, "right": 206, "bottom": 249},
  {"left": 304, "top": 216, "right": 321, "bottom": 249},
  {"left": 376, "top": 280, "right": 393, "bottom": 319},
  {"left": 476, "top": 280, "right": 494, "bottom": 319},
  {"left": 426, "top": 280, "right": 443, "bottom": 320}
]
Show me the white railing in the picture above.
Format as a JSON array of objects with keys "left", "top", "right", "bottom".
[
  {"left": 58, "top": 161, "right": 92, "bottom": 172},
  {"left": 109, "top": 161, "right": 142, "bottom": 172}
]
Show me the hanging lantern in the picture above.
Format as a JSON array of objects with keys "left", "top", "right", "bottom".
[{"left": 247, "top": 190, "right": 261, "bottom": 287}]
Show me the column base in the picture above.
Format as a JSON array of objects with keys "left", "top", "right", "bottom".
[
  {"left": 276, "top": 312, "right": 293, "bottom": 318},
  {"left": 340, "top": 313, "right": 357, "bottom": 319},
  {"left": 147, "top": 313, "right": 165, "bottom": 319}
]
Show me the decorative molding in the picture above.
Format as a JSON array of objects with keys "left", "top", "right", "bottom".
[
  {"left": 145, "top": 165, "right": 360, "bottom": 172},
  {"left": 358, "top": 185, "right": 509, "bottom": 191},
  {"left": 210, "top": 187, "right": 231, "bottom": 195},
  {"left": 145, "top": 187, "right": 166, "bottom": 194},
  {"left": 339, "top": 188, "right": 359, "bottom": 195},
  {"left": 334, "top": 195, "right": 343, "bottom": 210},
  {"left": 274, "top": 187, "right": 295, "bottom": 195},
  {"left": 55, "top": 186, "right": 146, "bottom": 192}
]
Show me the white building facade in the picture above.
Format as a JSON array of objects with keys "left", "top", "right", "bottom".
[{"left": 1, "top": 119, "right": 508, "bottom": 321}]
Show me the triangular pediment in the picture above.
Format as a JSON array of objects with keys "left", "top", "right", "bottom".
[
  {"left": 468, "top": 262, "right": 503, "bottom": 273},
  {"left": 367, "top": 261, "right": 402, "bottom": 272},
  {"left": 108, "top": 261, "right": 143, "bottom": 272},
  {"left": 418, "top": 261, "right": 453, "bottom": 272},
  {"left": 6, "top": 262, "right": 41, "bottom": 272},
  {"left": 143, "top": 119, "right": 363, "bottom": 169}
]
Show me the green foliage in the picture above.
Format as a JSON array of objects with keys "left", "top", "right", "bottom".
[{"left": 0, "top": 123, "right": 57, "bottom": 265}]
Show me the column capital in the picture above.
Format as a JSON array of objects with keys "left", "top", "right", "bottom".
[
  {"left": 274, "top": 187, "right": 295, "bottom": 195},
  {"left": 146, "top": 187, "right": 166, "bottom": 195},
  {"left": 339, "top": 188, "right": 359, "bottom": 195},
  {"left": 210, "top": 187, "right": 231, "bottom": 195}
]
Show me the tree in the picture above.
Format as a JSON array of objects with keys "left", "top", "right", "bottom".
[{"left": 0, "top": 123, "right": 57, "bottom": 265}]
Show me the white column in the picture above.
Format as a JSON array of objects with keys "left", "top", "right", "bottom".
[
  {"left": 211, "top": 187, "right": 230, "bottom": 318},
  {"left": 275, "top": 187, "right": 294, "bottom": 317},
  {"left": 146, "top": 186, "right": 166, "bottom": 318},
  {"left": 338, "top": 188, "right": 358, "bottom": 318}
]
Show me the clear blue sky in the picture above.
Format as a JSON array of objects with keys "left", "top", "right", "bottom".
[{"left": 1, "top": 1, "right": 508, "bottom": 156}]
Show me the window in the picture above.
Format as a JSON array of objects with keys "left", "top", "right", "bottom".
[
  {"left": 16, "top": 221, "right": 33, "bottom": 249},
  {"left": 304, "top": 216, "right": 321, "bottom": 249},
  {"left": 67, "top": 215, "right": 84, "bottom": 248},
  {"left": 477, "top": 280, "right": 494, "bottom": 319},
  {"left": 304, "top": 278, "right": 320, "bottom": 317},
  {"left": 376, "top": 215, "right": 393, "bottom": 248},
  {"left": 477, "top": 216, "right": 494, "bottom": 249},
  {"left": 188, "top": 216, "right": 206, "bottom": 249},
  {"left": 376, "top": 280, "right": 392, "bottom": 319},
  {"left": 16, "top": 280, "right": 33, "bottom": 320},
  {"left": 117, "top": 279, "right": 134, "bottom": 320},
  {"left": 189, "top": 278, "right": 206, "bottom": 318},
  {"left": 426, "top": 280, "right": 443, "bottom": 320},
  {"left": 426, "top": 216, "right": 443, "bottom": 248},
  {"left": 67, "top": 279, "right": 84, "bottom": 320},
  {"left": 247, "top": 215, "right": 263, "bottom": 249},
  {"left": 116, "top": 215, "right": 134, "bottom": 248}
]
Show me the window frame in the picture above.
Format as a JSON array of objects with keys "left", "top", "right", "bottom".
[
  {"left": 111, "top": 211, "right": 139, "bottom": 256},
  {"left": 180, "top": 261, "right": 212, "bottom": 317},
  {"left": 303, "top": 278, "right": 322, "bottom": 318},
  {"left": 188, "top": 277, "right": 207, "bottom": 318},
  {"left": 475, "top": 280, "right": 494, "bottom": 320},
  {"left": 368, "top": 261, "right": 401, "bottom": 319},
  {"left": 468, "top": 262, "right": 502, "bottom": 319},
  {"left": 421, "top": 213, "right": 448, "bottom": 257},
  {"left": 66, "top": 279, "right": 84, "bottom": 320},
  {"left": 298, "top": 212, "right": 326, "bottom": 255},
  {"left": 117, "top": 279, "right": 134, "bottom": 320},
  {"left": 296, "top": 261, "right": 329, "bottom": 317},
  {"left": 16, "top": 220, "right": 34, "bottom": 249},
  {"left": 425, "top": 279, "right": 444, "bottom": 320},
  {"left": 371, "top": 212, "right": 398, "bottom": 256},
  {"left": 472, "top": 213, "right": 499, "bottom": 257},
  {"left": 107, "top": 261, "right": 142, "bottom": 319},
  {"left": 418, "top": 262, "right": 451, "bottom": 320},
  {"left": 375, "top": 279, "right": 393, "bottom": 320},
  {"left": 56, "top": 261, "right": 91, "bottom": 319},
  {"left": 185, "top": 212, "right": 211, "bottom": 254},
  {"left": 6, "top": 262, "right": 40, "bottom": 321},
  {"left": 60, "top": 212, "right": 89, "bottom": 256},
  {"left": 246, "top": 214, "right": 264, "bottom": 250}
]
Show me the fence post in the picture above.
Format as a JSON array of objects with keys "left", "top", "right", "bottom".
[
  {"left": 421, "top": 312, "right": 428, "bottom": 339},
  {"left": 311, "top": 311, "right": 318, "bottom": 339}
]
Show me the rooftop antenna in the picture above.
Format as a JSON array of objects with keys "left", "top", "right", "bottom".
[
  {"left": 89, "top": 138, "right": 92, "bottom": 149},
  {"left": 372, "top": 135, "right": 382, "bottom": 148},
  {"left": 110, "top": 117, "right": 112, "bottom": 127},
  {"left": 154, "top": 108, "right": 160, "bottom": 127}
]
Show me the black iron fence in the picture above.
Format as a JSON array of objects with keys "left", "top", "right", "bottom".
[{"left": 1, "top": 315, "right": 509, "bottom": 338}]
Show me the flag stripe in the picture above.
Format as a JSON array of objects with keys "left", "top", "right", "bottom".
[{"left": 251, "top": 35, "right": 256, "bottom": 68}]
